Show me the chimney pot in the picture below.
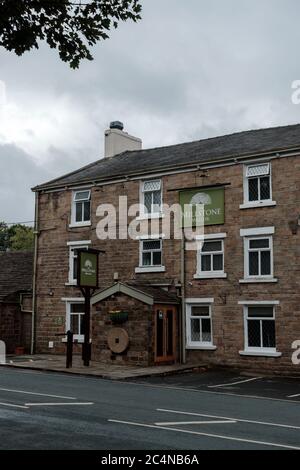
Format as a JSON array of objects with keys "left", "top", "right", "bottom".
[{"left": 110, "top": 121, "right": 124, "bottom": 131}]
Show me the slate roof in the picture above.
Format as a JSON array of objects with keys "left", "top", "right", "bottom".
[
  {"left": 0, "top": 252, "right": 33, "bottom": 302},
  {"left": 127, "top": 282, "right": 180, "bottom": 305},
  {"left": 33, "top": 123, "right": 300, "bottom": 191}
]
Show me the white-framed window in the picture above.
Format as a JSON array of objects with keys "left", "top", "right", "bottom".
[
  {"left": 67, "top": 241, "right": 91, "bottom": 284},
  {"left": 186, "top": 299, "right": 216, "bottom": 350},
  {"left": 198, "top": 240, "right": 225, "bottom": 277},
  {"left": 243, "top": 305, "right": 276, "bottom": 353},
  {"left": 246, "top": 237, "right": 272, "bottom": 278},
  {"left": 140, "top": 179, "right": 162, "bottom": 217},
  {"left": 240, "top": 227, "right": 276, "bottom": 283},
  {"left": 242, "top": 162, "right": 275, "bottom": 208},
  {"left": 66, "top": 301, "right": 85, "bottom": 341},
  {"left": 71, "top": 190, "right": 91, "bottom": 225},
  {"left": 140, "top": 239, "right": 162, "bottom": 267}
]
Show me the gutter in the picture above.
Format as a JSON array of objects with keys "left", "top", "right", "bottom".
[{"left": 31, "top": 192, "right": 39, "bottom": 355}]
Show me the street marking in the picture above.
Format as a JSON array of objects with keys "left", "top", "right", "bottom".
[
  {"left": 157, "top": 409, "right": 300, "bottom": 430},
  {"left": 208, "top": 377, "right": 261, "bottom": 388},
  {"left": 155, "top": 420, "right": 236, "bottom": 426},
  {"left": 288, "top": 393, "right": 300, "bottom": 398},
  {"left": 108, "top": 419, "right": 300, "bottom": 450},
  {"left": 25, "top": 402, "right": 94, "bottom": 407},
  {"left": 0, "top": 401, "right": 29, "bottom": 409},
  {"left": 0, "top": 388, "right": 76, "bottom": 400}
]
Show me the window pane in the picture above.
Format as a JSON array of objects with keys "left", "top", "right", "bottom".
[
  {"left": 213, "top": 254, "right": 223, "bottom": 271},
  {"left": 144, "top": 180, "right": 161, "bottom": 192},
  {"left": 246, "top": 164, "right": 269, "bottom": 177},
  {"left": 144, "top": 192, "right": 152, "bottom": 213},
  {"left": 260, "top": 176, "right": 271, "bottom": 200},
  {"left": 152, "top": 190, "right": 161, "bottom": 210},
  {"left": 152, "top": 251, "right": 162, "bottom": 266},
  {"left": 262, "top": 320, "right": 276, "bottom": 348},
  {"left": 248, "top": 178, "right": 259, "bottom": 201},
  {"left": 249, "top": 239, "right": 269, "bottom": 249},
  {"left": 74, "top": 190, "right": 90, "bottom": 201},
  {"left": 83, "top": 201, "right": 90, "bottom": 222},
  {"left": 191, "top": 318, "right": 201, "bottom": 342},
  {"left": 201, "top": 318, "right": 212, "bottom": 342},
  {"left": 247, "top": 320, "right": 261, "bottom": 347},
  {"left": 261, "top": 250, "right": 271, "bottom": 275},
  {"left": 202, "top": 241, "right": 222, "bottom": 252},
  {"left": 248, "top": 306, "right": 274, "bottom": 318},
  {"left": 70, "top": 314, "right": 79, "bottom": 334},
  {"left": 75, "top": 202, "right": 83, "bottom": 222},
  {"left": 249, "top": 251, "right": 259, "bottom": 275},
  {"left": 142, "top": 252, "right": 152, "bottom": 266},
  {"left": 191, "top": 306, "right": 210, "bottom": 317},
  {"left": 143, "top": 240, "right": 161, "bottom": 251},
  {"left": 201, "top": 254, "right": 211, "bottom": 272},
  {"left": 70, "top": 303, "right": 84, "bottom": 314}
]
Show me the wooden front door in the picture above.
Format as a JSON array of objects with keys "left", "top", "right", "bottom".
[{"left": 155, "top": 305, "right": 177, "bottom": 363}]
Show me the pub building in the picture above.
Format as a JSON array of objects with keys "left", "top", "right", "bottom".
[{"left": 32, "top": 122, "right": 300, "bottom": 374}]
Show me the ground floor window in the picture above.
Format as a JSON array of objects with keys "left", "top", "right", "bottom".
[
  {"left": 186, "top": 303, "right": 213, "bottom": 348},
  {"left": 244, "top": 305, "right": 276, "bottom": 352},
  {"left": 66, "top": 301, "right": 85, "bottom": 341}
]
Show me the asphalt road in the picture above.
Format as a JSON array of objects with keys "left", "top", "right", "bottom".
[{"left": 0, "top": 367, "right": 299, "bottom": 450}]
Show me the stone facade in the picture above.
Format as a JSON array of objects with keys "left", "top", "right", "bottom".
[{"left": 34, "top": 153, "right": 300, "bottom": 374}]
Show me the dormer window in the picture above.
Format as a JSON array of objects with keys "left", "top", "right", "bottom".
[{"left": 71, "top": 190, "right": 91, "bottom": 226}]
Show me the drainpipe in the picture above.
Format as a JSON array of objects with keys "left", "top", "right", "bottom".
[
  {"left": 31, "top": 191, "right": 39, "bottom": 355},
  {"left": 180, "top": 235, "right": 186, "bottom": 364}
]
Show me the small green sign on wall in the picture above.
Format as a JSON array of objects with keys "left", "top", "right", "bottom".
[
  {"left": 179, "top": 187, "right": 225, "bottom": 227},
  {"left": 77, "top": 250, "right": 99, "bottom": 288}
]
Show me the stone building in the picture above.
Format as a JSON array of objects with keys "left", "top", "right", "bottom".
[
  {"left": 32, "top": 122, "right": 300, "bottom": 373},
  {"left": 0, "top": 251, "right": 33, "bottom": 354}
]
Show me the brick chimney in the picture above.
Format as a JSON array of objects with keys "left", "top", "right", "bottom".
[{"left": 104, "top": 121, "right": 142, "bottom": 158}]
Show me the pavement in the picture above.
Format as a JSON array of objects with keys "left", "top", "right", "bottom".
[
  {"left": 0, "top": 367, "right": 299, "bottom": 450},
  {"left": 2, "top": 354, "right": 206, "bottom": 380}
]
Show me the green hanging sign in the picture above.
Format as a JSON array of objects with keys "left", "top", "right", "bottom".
[
  {"left": 179, "top": 187, "right": 225, "bottom": 227},
  {"left": 77, "top": 250, "right": 99, "bottom": 288}
]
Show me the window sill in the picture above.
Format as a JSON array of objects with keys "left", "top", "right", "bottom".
[
  {"left": 135, "top": 266, "right": 166, "bottom": 273},
  {"left": 69, "top": 222, "right": 91, "bottom": 228},
  {"left": 186, "top": 345, "right": 217, "bottom": 351},
  {"left": 239, "top": 350, "right": 282, "bottom": 358},
  {"left": 239, "top": 278, "right": 278, "bottom": 284},
  {"left": 65, "top": 282, "right": 77, "bottom": 287},
  {"left": 194, "top": 273, "right": 227, "bottom": 279},
  {"left": 136, "top": 214, "right": 164, "bottom": 221},
  {"left": 240, "top": 201, "right": 277, "bottom": 210}
]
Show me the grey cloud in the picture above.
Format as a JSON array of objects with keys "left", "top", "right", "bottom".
[{"left": 1, "top": 0, "right": 300, "bottom": 222}]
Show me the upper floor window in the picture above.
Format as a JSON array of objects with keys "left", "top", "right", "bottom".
[
  {"left": 141, "top": 180, "right": 162, "bottom": 217},
  {"left": 241, "top": 163, "right": 276, "bottom": 209},
  {"left": 141, "top": 239, "right": 162, "bottom": 267},
  {"left": 240, "top": 227, "right": 276, "bottom": 283},
  {"left": 194, "top": 233, "right": 227, "bottom": 279},
  {"left": 72, "top": 190, "right": 91, "bottom": 225},
  {"left": 135, "top": 237, "right": 166, "bottom": 273},
  {"left": 67, "top": 241, "right": 91, "bottom": 284},
  {"left": 246, "top": 237, "right": 273, "bottom": 278}
]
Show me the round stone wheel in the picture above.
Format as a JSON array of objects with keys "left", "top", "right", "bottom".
[{"left": 107, "top": 328, "right": 129, "bottom": 354}]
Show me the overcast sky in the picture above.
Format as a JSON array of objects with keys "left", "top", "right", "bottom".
[{"left": 0, "top": 0, "right": 300, "bottom": 224}]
